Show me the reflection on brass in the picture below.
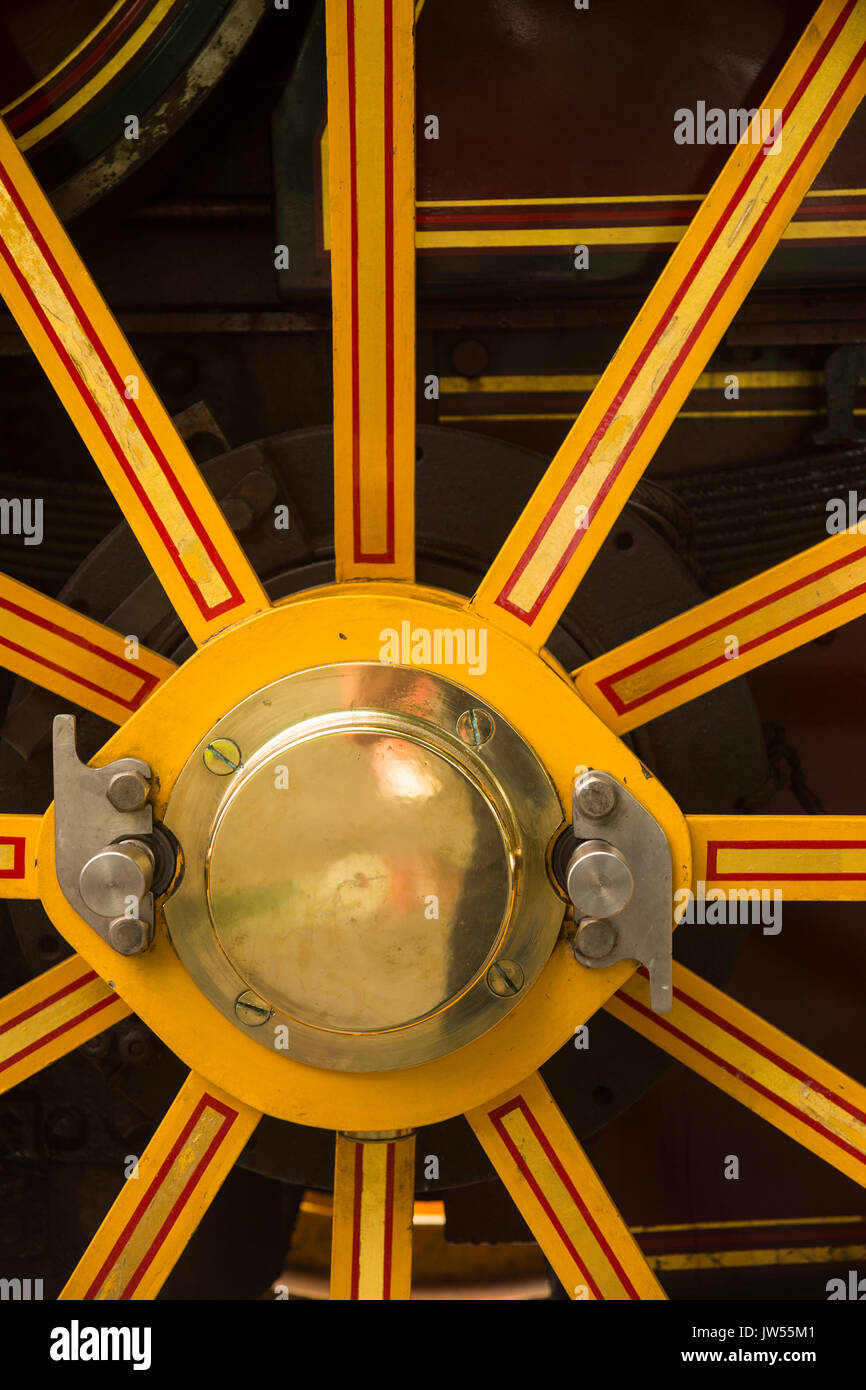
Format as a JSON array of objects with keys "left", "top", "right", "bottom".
[
  {"left": 164, "top": 664, "right": 564, "bottom": 1072},
  {"left": 210, "top": 729, "right": 509, "bottom": 1031}
]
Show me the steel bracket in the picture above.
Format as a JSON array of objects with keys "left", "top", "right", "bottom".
[
  {"left": 53, "top": 714, "right": 154, "bottom": 948},
  {"left": 570, "top": 769, "right": 672, "bottom": 1012}
]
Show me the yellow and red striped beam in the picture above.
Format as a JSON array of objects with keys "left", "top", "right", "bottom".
[
  {"left": 330, "top": 1131, "right": 415, "bottom": 1300},
  {"left": 0, "top": 955, "right": 129, "bottom": 1094},
  {"left": 61, "top": 1072, "right": 259, "bottom": 1300},
  {"left": 471, "top": 0, "right": 866, "bottom": 649},
  {"left": 0, "top": 812, "right": 41, "bottom": 898},
  {"left": 688, "top": 815, "right": 866, "bottom": 899},
  {"left": 0, "top": 119, "right": 269, "bottom": 646},
  {"left": 0, "top": 573, "right": 174, "bottom": 724},
  {"left": 467, "top": 1072, "right": 665, "bottom": 1300},
  {"left": 575, "top": 532, "right": 866, "bottom": 734},
  {"left": 326, "top": 0, "right": 416, "bottom": 580},
  {"left": 608, "top": 965, "right": 866, "bottom": 1186}
]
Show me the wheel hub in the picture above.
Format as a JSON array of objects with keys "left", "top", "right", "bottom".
[
  {"left": 37, "top": 584, "right": 692, "bottom": 1129},
  {"left": 162, "top": 661, "right": 565, "bottom": 1071}
]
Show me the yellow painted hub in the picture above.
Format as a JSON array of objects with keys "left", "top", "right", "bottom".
[{"left": 37, "top": 583, "right": 692, "bottom": 1129}]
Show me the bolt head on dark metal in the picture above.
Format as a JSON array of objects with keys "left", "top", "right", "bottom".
[
  {"left": 450, "top": 338, "right": 490, "bottom": 378},
  {"left": 108, "top": 916, "right": 151, "bottom": 956},
  {"left": 119, "top": 1026, "right": 152, "bottom": 1064},
  {"left": 235, "top": 989, "right": 274, "bottom": 1026},
  {"left": 222, "top": 495, "right": 255, "bottom": 534},
  {"left": 485, "top": 958, "right": 525, "bottom": 997},
  {"left": 107, "top": 769, "right": 151, "bottom": 812},
  {"left": 576, "top": 773, "right": 617, "bottom": 820},
  {"left": 45, "top": 1106, "right": 87, "bottom": 1150},
  {"left": 457, "top": 708, "right": 495, "bottom": 748},
  {"left": 203, "top": 738, "right": 242, "bottom": 775},
  {"left": 574, "top": 916, "right": 618, "bottom": 961}
]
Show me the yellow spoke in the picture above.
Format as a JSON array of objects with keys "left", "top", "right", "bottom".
[
  {"left": 608, "top": 965, "right": 866, "bottom": 1186},
  {"left": 0, "top": 119, "right": 269, "bottom": 646},
  {"left": 60, "top": 1072, "right": 259, "bottom": 1300},
  {"left": 466, "top": 1072, "right": 665, "bottom": 1300},
  {"left": 0, "top": 572, "right": 174, "bottom": 724},
  {"left": 326, "top": 0, "right": 416, "bottom": 580},
  {"left": 330, "top": 1132, "right": 415, "bottom": 1300},
  {"left": 471, "top": 0, "right": 866, "bottom": 649},
  {"left": 575, "top": 532, "right": 866, "bottom": 734},
  {"left": 0, "top": 811, "right": 40, "bottom": 898},
  {"left": 688, "top": 814, "right": 866, "bottom": 900},
  {"left": 0, "top": 955, "right": 129, "bottom": 1094}
]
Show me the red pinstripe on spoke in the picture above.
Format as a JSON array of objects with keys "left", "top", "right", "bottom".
[
  {"left": 494, "top": 1, "right": 864, "bottom": 622},
  {"left": 0, "top": 835, "right": 24, "bottom": 879},
  {"left": 705, "top": 839, "right": 866, "bottom": 881},
  {"left": 616, "top": 973, "right": 866, "bottom": 1165},
  {"left": 350, "top": 1139, "right": 364, "bottom": 1300},
  {"left": 0, "top": 967, "right": 120, "bottom": 1077},
  {"left": 346, "top": 0, "right": 396, "bottom": 565},
  {"left": 0, "top": 595, "right": 162, "bottom": 711},
  {"left": 489, "top": 1095, "right": 638, "bottom": 1299},
  {"left": 382, "top": 1141, "right": 395, "bottom": 1300},
  {"left": 84, "top": 1094, "right": 238, "bottom": 1299},
  {"left": 596, "top": 546, "right": 866, "bottom": 716},
  {"left": 0, "top": 161, "right": 244, "bottom": 622},
  {"left": 0, "top": 968, "right": 96, "bottom": 1034}
]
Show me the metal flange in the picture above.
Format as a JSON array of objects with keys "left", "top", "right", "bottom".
[{"left": 568, "top": 769, "right": 673, "bottom": 1012}]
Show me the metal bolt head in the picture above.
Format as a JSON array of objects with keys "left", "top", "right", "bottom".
[
  {"left": 574, "top": 916, "right": 618, "bottom": 961},
  {"left": 107, "top": 769, "right": 151, "bottom": 812},
  {"left": 223, "top": 470, "right": 278, "bottom": 534},
  {"left": 565, "top": 839, "right": 634, "bottom": 918},
  {"left": 485, "top": 958, "right": 525, "bottom": 997},
  {"left": 46, "top": 1106, "right": 86, "bottom": 1150},
  {"left": 576, "top": 773, "right": 617, "bottom": 820},
  {"left": 118, "top": 1026, "right": 152, "bottom": 1064},
  {"left": 235, "top": 989, "right": 274, "bottom": 1027},
  {"left": 79, "top": 841, "right": 154, "bottom": 918},
  {"left": 457, "top": 708, "right": 495, "bottom": 748},
  {"left": 108, "top": 916, "right": 150, "bottom": 956},
  {"left": 203, "top": 738, "right": 242, "bottom": 775}
]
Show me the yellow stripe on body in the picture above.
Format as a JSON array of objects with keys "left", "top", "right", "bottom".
[{"left": 14, "top": 1, "right": 177, "bottom": 152}]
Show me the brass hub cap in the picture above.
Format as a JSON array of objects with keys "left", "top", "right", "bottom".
[{"left": 163, "top": 662, "right": 564, "bottom": 1071}]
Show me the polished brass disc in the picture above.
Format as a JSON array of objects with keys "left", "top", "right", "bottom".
[
  {"left": 207, "top": 729, "right": 512, "bottom": 1031},
  {"left": 163, "top": 663, "right": 565, "bottom": 1072}
]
